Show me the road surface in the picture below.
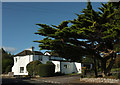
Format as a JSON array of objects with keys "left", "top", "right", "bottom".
[{"left": 2, "top": 75, "right": 119, "bottom": 85}]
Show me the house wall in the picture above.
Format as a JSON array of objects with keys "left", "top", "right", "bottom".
[
  {"left": 12, "top": 55, "right": 33, "bottom": 75},
  {"left": 51, "top": 61, "right": 60, "bottom": 73},
  {"left": 74, "top": 62, "right": 82, "bottom": 73},
  {"left": 60, "top": 62, "right": 81, "bottom": 74},
  {"left": 12, "top": 54, "right": 81, "bottom": 75},
  {"left": 50, "top": 56, "right": 65, "bottom": 61},
  {"left": 61, "top": 62, "right": 74, "bottom": 74},
  {"left": 33, "top": 55, "right": 49, "bottom": 64},
  {"left": 12, "top": 55, "right": 50, "bottom": 75},
  {"left": 42, "top": 55, "right": 49, "bottom": 64}
]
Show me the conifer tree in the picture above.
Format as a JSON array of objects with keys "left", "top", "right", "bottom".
[{"left": 34, "top": 2, "right": 120, "bottom": 76}]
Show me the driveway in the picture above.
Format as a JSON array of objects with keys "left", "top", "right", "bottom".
[
  {"left": 2, "top": 78, "right": 57, "bottom": 85},
  {"left": 31, "top": 74, "right": 81, "bottom": 84},
  {"left": 30, "top": 75, "right": 119, "bottom": 85},
  {"left": 2, "top": 75, "right": 119, "bottom": 85}
]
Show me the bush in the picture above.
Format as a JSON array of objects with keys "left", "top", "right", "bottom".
[
  {"left": 117, "top": 72, "right": 120, "bottom": 79},
  {"left": 113, "top": 57, "right": 120, "bottom": 68},
  {"left": 26, "top": 60, "right": 42, "bottom": 76},
  {"left": 112, "top": 72, "right": 120, "bottom": 79},
  {"left": 111, "top": 68, "right": 120, "bottom": 72},
  {"left": 46, "top": 61, "right": 54, "bottom": 64},
  {"left": 37, "top": 62, "right": 55, "bottom": 77},
  {"left": 27, "top": 61, "right": 55, "bottom": 77},
  {"left": 5, "top": 65, "right": 12, "bottom": 74}
]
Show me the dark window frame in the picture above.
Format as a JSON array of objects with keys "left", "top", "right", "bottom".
[{"left": 20, "top": 67, "right": 24, "bottom": 73}]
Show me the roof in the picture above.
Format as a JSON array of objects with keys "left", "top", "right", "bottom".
[
  {"left": 14, "top": 50, "right": 43, "bottom": 56},
  {"left": 44, "top": 51, "right": 59, "bottom": 57},
  {"left": 44, "top": 51, "right": 51, "bottom": 54}
]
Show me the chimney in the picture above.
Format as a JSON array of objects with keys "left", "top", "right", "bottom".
[
  {"left": 25, "top": 46, "right": 35, "bottom": 51},
  {"left": 31, "top": 46, "right": 34, "bottom": 51}
]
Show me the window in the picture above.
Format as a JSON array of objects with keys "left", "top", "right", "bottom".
[
  {"left": 64, "top": 65, "right": 68, "bottom": 68},
  {"left": 38, "top": 56, "right": 42, "bottom": 61},
  {"left": 20, "top": 67, "right": 24, "bottom": 73},
  {"left": 15, "top": 58, "right": 17, "bottom": 62}
]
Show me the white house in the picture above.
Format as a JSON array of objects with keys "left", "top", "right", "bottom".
[{"left": 12, "top": 47, "right": 81, "bottom": 75}]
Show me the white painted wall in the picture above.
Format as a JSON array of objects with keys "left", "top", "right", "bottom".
[
  {"left": 12, "top": 55, "right": 33, "bottom": 75},
  {"left": 12, "top": 53, "right": 81, "bottom": 75},
  {"left": 12, "top": 55, "right": 50, "bottom": 75},
  {"left": 51, "top": 61, "right": 60, "bottom": 73},
  {"left": 74, "top": 62, "right": 82, "bottom": 73}
]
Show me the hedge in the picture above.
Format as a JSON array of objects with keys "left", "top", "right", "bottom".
[
  {"left": 26, "top": 60, "right": 42, "bottom": 76},
  {"left": 26, "top": 61, "right": 55, "bottom": 77},
  {"left": 37, "top": 62, "right": 55, "bottom": 77}
]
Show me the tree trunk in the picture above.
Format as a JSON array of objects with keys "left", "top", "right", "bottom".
[
  {"left": 101, "top": 60, "right": 107, "bottom": 77},
  {"left": 106, "top": 53, "right": 116, "bottom": 75},
  {"left": 101, "top": 53, "right": 116, "bottom": 77},
  {"left": 93, "top": 56, "right": 98, "bottom": 77}
]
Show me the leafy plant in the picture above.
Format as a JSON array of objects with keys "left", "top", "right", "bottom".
[
  {"left": 37, "top": 62, "right": 55, "bottom": 77},
  {"left": 34, "top": 1, "right": 120, "bottom": 77},
  {"left": 1, "top": 48, "right": 13, "bottom": 74},
  {"left": 26, "top": 60, "right": 42, "bottom": 76}
]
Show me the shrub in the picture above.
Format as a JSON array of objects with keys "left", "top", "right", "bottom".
[
  {"left": 37, "top": 62, "right": 55, "bottom": 77},
  {"left": 111, "top": 68, "right": 120, "bottom": 72},
  {"left": 46, "top": 61, "right": 54, "bottom": 64},
  {"left": 112, "top": 72, "right": 120, "bottom": 79},
  {"left": 117, "top": 72, "right": 120, "bottom": 79},
  {"left": 27, "top": 61, "right": 55, "bottom": 77},
  {"left": 113, "top": 57, "right": 120, "bottom": 68},
  {"left": 26, "top": 60, "right": 42, "bottom": 76},
  {"left": 5, "top": 65, "right": 12, "bottom": 74}
]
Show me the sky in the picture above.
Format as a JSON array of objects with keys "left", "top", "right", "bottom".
[{"left": 2, "top": 2, "right": 107, "bottom": 54}]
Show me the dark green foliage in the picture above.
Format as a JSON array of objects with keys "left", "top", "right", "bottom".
[
  {"left": 46, "top": 61, "right": 54, "bottom": 64},
  {"left": 116, "top": 72, "right": 120, "bottom": 79},
  {"left": 26, "top": 61, "right": 55, "bottom": 77},
  {"left": 26, "top": 60, "right": 42, "bottom": 76},
  {"left": 34, "top": 1, "right": 120, "bottom": 76},
  {"left": 5, "top": 66, "right": 12, "bottom": 73},
  {"left": 111, "top": 68, "right": 120, "bottom": 79},
  {"left": 1, "top": 48, "right": 13, "bottom": 74},
  {"left": 113, "top": 56, "right": 120, "bottom": 68},
  {"left": 112, "top": 72, "right": 120, "bottom": 79},
  {"left": 37, "top": 62, "right": 55, "bottom": 77}
]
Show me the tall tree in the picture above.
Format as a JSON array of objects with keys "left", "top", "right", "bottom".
[
  {"left": 34, "top": 2, "right": 120, "bottom": 77},
  {"left": 0, "top": 48, "right": 14, "bottom": 74}
]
